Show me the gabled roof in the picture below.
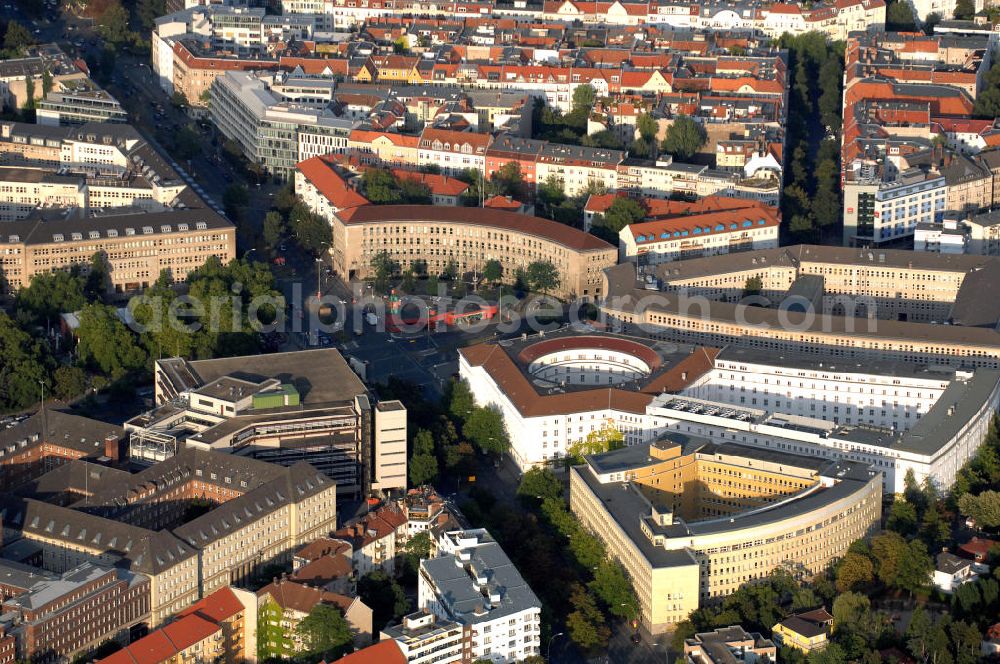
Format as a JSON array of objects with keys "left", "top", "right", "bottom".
[
  {"left": 175, "top": 586, "right": 245, "bottom": 624},
  {"left": 296, "top": 156, "right": 370, "bottom": 211}
]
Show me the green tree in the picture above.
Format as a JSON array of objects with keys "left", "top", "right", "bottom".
[
  {"left": 398, "top": 176, "right": 431, "bottom": 204},
  {"left": 835, "top": 552, "right": 874, "bottom": 593},
  {"left": 566, "top": 584, "right": 609, "bottom": 651},
  {"left": 590, "top": 559, "right": 639, "bottom": 619},
  {"left": 362, "top": 168, "right": 402, "bottom": 204},
  {"left": 357, "top": 570, "right": 409, "bottom": 631},
  {"left": 886, "top": 0, "right": 916, "bottom": 30},
  {"left": 370, "top": 251, "right": 400, "bottom": 292},
  {"left": 525, "top": 260, "right": 560, "bottom": 294},
  {"left": 482, "top": 259, "right": 502, "bottom": 285},
  {"left": 896, "top": 539, "right": 933, "bottom": 595},
  {"left": 136, "top": 0, "right": 166, "bottom": 29},
  {"left": 289, "top": 202, "right": 333, "bottom": 256},
  {"left": 0, "top": 311, "right": 50, "bottom": 412},
  {"left": 953, "top": 0, "right": 974, "bottom": 19},
  {"left": 53, "top": 365, "right": 87, "bottom": 401},
  {"left": 3, "top": 21, "right": 33, "bottom": 56},
  {"left": 636, "top": 113, "right": 657, "bottom": 142},
  {"left": 832, "top": 592, "right": 871, "bottom": 633},
  {"left": 173, "top": 125, "right": 201, "bottom": 161},
  {"left": 592, "top": 197, "right": 645, "bottom": 241},
  {"left": 223, "top": 183, "right": 249, "bottom": 219},
  {"left": 463, "top": 406, "right": 510, "bottom": 455},
  {"left": 743, "top": 275, "right": 763, "bottom": 297},
  {"left": 447, "top": 377, "right": 475, "bottom": 421},
  {"left": 40, "top": 68, "right": 52, "bottom": 97},
  {"left": 950, "top": 620, "right": 981, "bottom": 664},
  {"left": 492, "top": 161, "right": 526, "bottom": 200},
  {"left": 76, "top": 303, "right": 147, "bottom": 378},
  {"left": 96, "top": 3, "right": 132, "bottom": 45},
  {"left": 263, "top": 211, "right": 286, "bottom": 249},
  {"left": 517, "top": 467, "right": 563, "bottom": 502},
  {"left": 295, "top": 603, "right": 353, "bottom": 660},
  {"left": 409, "top": 427, "right": 438, "bottom": 486},
  {"left": 660, "top": 116, "right": 707, "bottom": 161},
  {"left": 581, "top": 129, "right": 625, "bottom": 150},
  {"left": 16, "top": 269, "right": 87, "bottom": 325},
  {"left": 85, "top": 252, "right": 111, "bottom": 299},
  {"left": 886, "top": 500, "right": 918, "bottom": 534},
  {"left": 537, "top": 175, "right": 566, "bottom": 213},
  {"left": 907, "top": 606, "right": 932, "bottom": 661},
  {"left": 958, "top": 490, "right": 1000, "bottom": 528},
  {"left": 572, "top": 84, "right": 596, "bottom": 113},
  {"left": 871, "top": 531, "right": 908, "bottom": 586},
  {"left": 566, "top": 424, "right": 624, "bottom": 464}
]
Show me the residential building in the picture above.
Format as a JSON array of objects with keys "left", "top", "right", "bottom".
[
  {"left": 96, "top": 587, "right": 257, "bottom": 664},
  {"left": 684, "top": 626, "right": 777, "bottom": 664},
  {"left": 419, "top": 529, "right": 541, "bottom": 663},
  {"left": 771, "top": 609, "right": 834, "bottom": 653},
  {"left": 333, "top": 641, "right": 407, "bottom": 664},
  {"left": 381, "top": 611, "right": 466, "bottom": 664},
  {"left": 619, "top": 205, "right": 781, "bottom": 265},
  {"left": 333, "top": 502, "right": 408, "bottom": 576},
  {"left": 127, "top": 350, "right": 407, "bottom": 497},
  {"left": 257, "top": 578, "right": 373, "bottom": 653},
  {"left": 570, "top": 439, "right": 881, "bottom": 634},
  {"left": 933, "top": 552, "right": 978, "bottom": 593},
  {"left": 36, "top": 79, "right": 127, "bottom": 126}
]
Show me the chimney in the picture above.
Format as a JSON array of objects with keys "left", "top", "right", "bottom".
[{"left": 104, "top": 434, "right": 121, "bottom": 462}]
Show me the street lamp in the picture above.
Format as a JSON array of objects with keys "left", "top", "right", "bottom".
[
  {"left": 243, "top": 248, "right": 257, "bottom": 261},
  {"left": 316, "top": 242, "right": 331, "bottom": 297},
  {"left": 547, "top": 632, "right": 565, "bottom": 662}
]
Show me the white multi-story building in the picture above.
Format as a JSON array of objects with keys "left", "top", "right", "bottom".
[
  {"left": 419, "top": 529, "right": 541, "bottom": 664},
  {"left": 843, "top": 166, "right": 947, "bottom": 246},
  {"left": 459, "top": 331, "right": 1000, "bottom": 494},
  {"left": 619, "top": 205, "right": 781, "bottom": 264},
  {"left": 381, "top": 611, "right": 466, "bottom": 664}
]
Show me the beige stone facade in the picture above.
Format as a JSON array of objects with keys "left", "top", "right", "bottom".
[
  {"left": 0, "top": 209, "right": 235, "bottom": 295},
  {"left": 328, "top": 205, "right": 617, "bottom": 300},
  {"left": 569, "top": 440, "right": 882, "bottom": 635}
]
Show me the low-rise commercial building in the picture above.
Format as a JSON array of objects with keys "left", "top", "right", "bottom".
[{"left": 570, "top": 439, "right": 881, "bottom": 635}]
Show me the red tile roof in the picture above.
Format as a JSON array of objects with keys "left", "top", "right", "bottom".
[
  {"left": 625, "top": 206, "right": 780, "bottom": 245},
  {"left": 291, "top": 555, "right": 354, "bottom": 585},
  {"left": 161, "top": 615, "right": 222, "bottom": 653},
  {"left": 258, "top": 579, "right": 348, "bottom": 614},
  {"left": 175, "top": 587, "right": 244, "bottom": 624},
  {"left": 337, "top": 205, "right": 613, "bottom": 252},
  {"left": 297, "top": 156, "right": 370, "bottom": 210},
  {"left": 329, "top": 640, "right": 406, "bottom": 664},
  {"left": 295, "top": 537, "right": 353, "bottom": 562},
  {"left": 392, "top": 169, "right": 470, "bottom": 197},
  {"left": 484, "top": 195, "right": 523, "bottom": 210},
  {"left": 459, "top": 340, "right": 716, "bottom": 417}
]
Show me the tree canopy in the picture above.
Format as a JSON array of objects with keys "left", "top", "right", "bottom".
[
  {"left": 295, "top": 603, "right": 353, "bottom": 662},
  {"left": 660, "top": 116, "right": 707, "bottom": 161},
  {"left": 76, "top": 303, "right": 147, "bottom": 378}
]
